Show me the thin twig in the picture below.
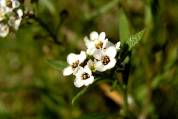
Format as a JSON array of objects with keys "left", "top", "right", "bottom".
[{"left": 31, "top": 15, "right": 61, "bottom": 45}]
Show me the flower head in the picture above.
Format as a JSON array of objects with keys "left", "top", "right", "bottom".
[
  {"left": 74, "top": 65, "right": 94, "bottom": 88},
  {"left": 94, "top": 46, "right": 117, "bottom": 72},
  {"left": 0, "top": 0, "right": 22, "bottom": 37},
  {"left": 84, "top": 31, "right": 113, "bottom": 55},
  {"left": 63, "top": 51, "right": 86, "bottom": 76}
]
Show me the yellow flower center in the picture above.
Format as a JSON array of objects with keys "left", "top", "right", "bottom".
[
  {"left": 82, "top": 72, "right": 90, "bottom": 80},
  {"left": 72, "top": 60, "right": 79, "bottom": 69},
  {"left": 102, "top": 56, "right": 110, "bottom": 65},
  {"left": 95, "top": 40, "right": 103, "bottom": 49}
]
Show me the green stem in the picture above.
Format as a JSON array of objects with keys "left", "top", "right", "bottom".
[
  {"left": 31, "top": 15, "right": 61, "bottom": 45},
  {"left": 123, "top": 84, "right": 128, "bottom": 117}
]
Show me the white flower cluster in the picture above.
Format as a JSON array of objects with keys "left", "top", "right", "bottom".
[
  {"left": 63, "top": 31, "right": 121, "bottom": 88},
  {"left": 0, "top": 0, "right": 23, "bottom": 37}
]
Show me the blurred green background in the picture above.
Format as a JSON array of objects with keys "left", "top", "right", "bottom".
[{"left": 0, "top": 0, "right": 178, "bottom": 118}]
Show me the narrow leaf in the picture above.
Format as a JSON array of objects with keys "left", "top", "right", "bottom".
[
  {"left": 118, "top": 9, "right": 130, "bottom": 43},
  {"left": 47, "top": 59, "right": 67, "bottom": 70},
  {"left": 72, "top": 86, "right": 89, "bottom": 105},
  {"left": 39, "top": 0, "right": 56, "bottom": 15},
  {"left": 126, "top": 30, "right": 145, "bottom": 50}
]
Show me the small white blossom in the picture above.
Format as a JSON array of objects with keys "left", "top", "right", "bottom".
[
  {"left": 8, "top": 9, "right": 23, "bottom": 30},
  {"left": 94, "top": 46, "right": 117, "bottom": 72},
  {"left": 74, "top": 65, "right": 94, "bottom": 88},
  {"left": 63, "top": 51, "right": 86, "bottom": 76},
  {"left": 0, "top": 23, "right": 9, "bottom": 37},
  {"left": 115, "top": 41, "right": 121, "bottom": 50},
  {"left": 84, "top": 31, "right": 114, "bottom": 56},
  {"left": 0, "top": 0, "right": 22, "bottom": 37}
]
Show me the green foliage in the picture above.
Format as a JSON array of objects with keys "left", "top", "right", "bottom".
[
  {"left": 0, "top": 0, "right": 178, "bottom": 119},
  {"left": 47, "top": 59, "right": 67, "bottom": 70},
  {"left": 72, "top": 86, "right": 89, "bottom": 105},
  {"left": 118, "top": 9, "right": 130, "bottom": 43},
  {"left": 126, "top": 30, "right": 145, "bottom": 50}
]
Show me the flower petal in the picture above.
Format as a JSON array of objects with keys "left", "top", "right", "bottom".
[
  {"left": 115, "top": 41, "right": 121, "bottom": 50},
  {"left": 98, "top": 32, "right": 105, "bottom": 41},
  {"left": 95, "top": 61, "right": 105, "bottom": 72},
  {"left": 0, "top": 24, "right": 9, "bottom": 37},
  {"left": 105, "top": 40, "right": 114, "bottom": 48},
  {"left": 93, "top": 49, "right": 103, "bottom": 60},
  {"left": 105, "top": 46, "right": 117, "bottom": 58},
  {"left": 90, "top": 31, "right": 98, "bottom": 41},
  {"left": 83, "top": 65, "right": 92, "bottom": 75},
  {"left": 17, "top": 9, "right": 23, "bottom": 17},
  {"left": 74, "top": 79, "right": 83, "bottom": 88},
  {"left": 83, "top": 76, "right": 94, "bottom": 86},
  {"left": 67, "top": 53, "right": 78, "bottom": 65},
  {"left": 104, "top": 58, "right": 116, "bottom": 70},
  {"left": 63, "top": 66, "right": 73, "bottom": 76},
  {"left": 78, "top": 51, "right": 86, "bottom": 63},
  {"left": 12, "top": 0, "right": 20, "bottom": 9}
]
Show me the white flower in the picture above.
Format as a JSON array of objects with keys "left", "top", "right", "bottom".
[
  {"left": 115, "top": 41, "right": 121, "bottom": 50},
  {"left": 8, "top": 9, "right": 23, "bottom": 30},
  {"left": 94, "top": 46, "right": 117, "bottom": 72},
  {"left": 74, "top": 65, "right": 94, "bottom": 88},
  {"left": 63, "top": 51, "right": 86, "bottom": 76},
  {"left": 0, "top": 0, "right": 22, "bottom": 37},
  {"left": 0, "top": 0, "right": 20, "bottom": 9},
  {"left": 0, "top": 23, "right": 9, "bottom": 37},
  {"left": 84, "top": 31, "right": 114, "bottom": 55}
]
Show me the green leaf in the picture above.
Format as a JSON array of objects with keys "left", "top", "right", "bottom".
[
  {"left": 39, "top": 0, "right": 56, "bottom": 15},
  {"left": 118, "top": 9, "right": 130, "bottom": 43},
  {"left": 72, "top": 86, "right": 89, "bottom": 105},
  {"left": 47, "top": 59, "right": 67, "bottom": 70},
  {"left": 126, "top": 30, "right": 145, "bottom": 50}
]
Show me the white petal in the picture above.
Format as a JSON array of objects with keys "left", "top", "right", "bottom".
[
  {"left": 98, "top": 32, "right": 106, "bottom": 41},
  {"left": 115, "top": 41, "right": 121, "bottom": 50},
  {"left": 0, "top": 0, "right": 6, "bottom": 7},
  {"left": 83, "top": 65, "right": 92, "bottom": 75},
  {"left": 0, "top": 24, "right": 9, "bottom": 37},
  {"left": 93, "top": 49, "right": 103, "bottom": 60},
  {"left": 67, "top": 53, "right": 78, "bottom": 65},
  {"left": 102, "top": 39, "right": 114, "bottom": 49},
  {"left": 78, "top": 51, "right": 86, "bottom": 63},
  {"left": 74, "top": 79, "right": 83, "bottom": 88},
  {"left": 83, "top": 76, "right": 94, "bottom": 86},
  {"left": 17, "top": 9, "right": 23, "bottom": 17},
  {"left": 63, "top": 66, "right": 73, "bottom": 76},
  {"left": 105, "top": 46, "right": 117, "bottom": 58},
  {"left": 95, "top": 61, "right": 105, "bottom": 72},
  {"left": 12, "top": 0, "right": 20, "bottom": 9},
  {"left": 84, "top": 36, "right": 91, "bottom": 48},
  {"left": 13, "top": 18, "right": 22, "bottom": 30},
  {"left": 74, "top": 66, "right": 83, "bottom": 76},
  {"left": 104, "top": 58, "right": 116, "bottom": 70},
  {"left": 86, "top": 48, "right": 95, "bottom": 56},
  {"left": 90, "top": 31, "right": 98, "bottom": 41}
]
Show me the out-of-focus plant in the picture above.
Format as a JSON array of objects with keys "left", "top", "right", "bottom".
[{"left": 0, "top": 0, "right": 178, "bottom": 119}]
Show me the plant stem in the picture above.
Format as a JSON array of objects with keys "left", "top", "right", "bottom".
[
  {"left": 123, "top": 84, "right": 128, "bottom": 117},
  {"left": 31, "top": 15, "right": 61, "bottom": 45}
]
